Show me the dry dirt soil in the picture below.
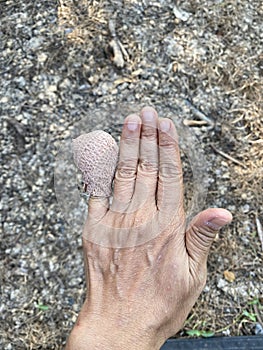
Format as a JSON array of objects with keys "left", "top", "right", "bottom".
[{"left": 0, "top": 0, "right": 262, "bottom": 349}]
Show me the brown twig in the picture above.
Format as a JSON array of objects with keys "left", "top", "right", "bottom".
[
  {"left": 211, "top": 144, "right": 247, "bottom": 168},
  {"left": 183, "top": 120, "right": 208, "bottom": 126},
  {"left": 184, "top": 99, "right": 215, "bottom": 127}
]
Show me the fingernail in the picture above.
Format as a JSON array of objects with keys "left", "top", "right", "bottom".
[
  {"left": 160, "top": 120, "right": 170, "bottom": 132},
  {"left": 127, "top": 120, "right": 138, "bottom": 131},
  {"left": 143, "top": 110, "right": 154, "bottom": 122},
  {"left": 205, "top": 217, "right": 230, "bottom": 231}
]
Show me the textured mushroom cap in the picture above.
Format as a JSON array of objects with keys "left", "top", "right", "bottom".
[{"left": 72, "top": 130, "right": 119, "bottom": 197}]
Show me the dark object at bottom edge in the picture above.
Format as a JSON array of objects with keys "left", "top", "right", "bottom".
[{"left": 161, "top": 335, "right": 263, "bottom": 350}]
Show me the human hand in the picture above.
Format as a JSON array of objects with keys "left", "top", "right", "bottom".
[{"left": 65, "top": 107, "right": 232, "bottom": 350}]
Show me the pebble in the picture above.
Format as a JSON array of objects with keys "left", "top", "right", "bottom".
[
  {"left": 255, "top": 324, "right": 263, "bottom": 335},
  {"left": 242, "top": 204, "right": 250, "bottom": 213},
  {"left": 28, "top": 37, "right": 43, "bottom": 50},
  {"left": 0, "top": 96, "right": 9, "bottom": 103},
  {"left": 38, "top": 52, "right": 48, "bottom": 63}
]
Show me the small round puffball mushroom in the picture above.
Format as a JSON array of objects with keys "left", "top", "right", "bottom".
[{"left": 72, "top": 130, "right": 119, "bottom": 197}]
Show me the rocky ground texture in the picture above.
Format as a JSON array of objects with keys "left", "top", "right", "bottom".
[{"left": 0, "top": 0, "right": 262, "bottom": 349}]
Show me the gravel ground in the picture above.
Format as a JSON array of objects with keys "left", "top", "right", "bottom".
[{"left": 1, "top": 0, "right": 262, "bottom": 349}]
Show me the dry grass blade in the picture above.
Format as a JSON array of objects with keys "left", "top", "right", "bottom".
[
  {"left": 255, "top": 216, "right": 263, "bottom": 251},
  {"left": 210, "top": 145, "right": 247, "bottom": 169},
  {"left": 184, "top": 100, "right": 215, "bottom": 127}
]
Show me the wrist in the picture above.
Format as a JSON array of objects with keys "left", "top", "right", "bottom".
[
  {"left": 65, "top": 326, "right": 161, "bottom": 350},
  {"left": 65, "top": 308, "right": 164, "bottom": 350}
]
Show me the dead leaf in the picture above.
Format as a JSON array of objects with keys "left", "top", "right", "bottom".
[{"left": 224, "top": 270, "right": 235, "bottom": 283}]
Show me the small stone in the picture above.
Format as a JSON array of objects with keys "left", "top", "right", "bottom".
[
  {"left": 173, "top": 5, "right": 191, "bottom": 22},
  {"left": 173, "top": 63, "right": 178, "bottom": 72},
  {"left": 60, "top": 78, "right": 71, "bottom": 89},
  {"left": 203, "top": 285, "right": 210, "bottom": 293},
  {"left": 28, "top": 37, "right": 43, "bottom": 50},
  {"left": 222, "top": 329, "right": 231, "bottom": 336},
  {"left": 242, "top": 204, "right": 250, "bottom": 213},
  {"left": 217, "top": 278, "right": 228, "bottom": 289},
  {"left": 47, "top": 85, "right": 57, "bottom": 93},
  {"left": 38, "top": 52, "right": 48, "bottom": 63},
  {"left": 1, "top": 96, "right": 9, "bottom": 103},
  {"left": 15, "top": 76, "right": 26, "bottom": 87},
  {"left": 255, "top": 323, "right": 263, "bottom": 335}
]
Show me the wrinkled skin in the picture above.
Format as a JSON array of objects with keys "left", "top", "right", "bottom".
[{"left": 65, "top": 107, "right": 232, "bottom": 350}]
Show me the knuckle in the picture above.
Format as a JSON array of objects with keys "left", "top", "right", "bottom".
[
  {"left": 141, "top": 125, "right": 157, "bottom": 140},
  {"left": 123, "top": 136, "right": 137, "bottom": 146},
  {"left": 159, "top": 162, "right": 183, "bottom": 178},
  {"left": 139, "top": 159, "right": 158, "bottom": 173},
  {"left": 116, "top": 159, "right": 137, "bottom": 178},
  {"left": 159, "top": 134, "right": 177, "bottom": 149}
]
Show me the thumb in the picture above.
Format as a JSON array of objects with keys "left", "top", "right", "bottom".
[{"left": 186, "top": 208, "right": 232, "bottom": 263}]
